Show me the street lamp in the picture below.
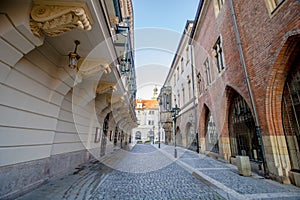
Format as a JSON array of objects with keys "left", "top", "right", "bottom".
[
  {"left": 158, "top": 125, "right": 161, "bottom": 148},
  {"left": 152, "top": 126, "right": 155, "bottom": 144},
  {"left": 171, "top": 104, "right": 180, "bottom": 158}
]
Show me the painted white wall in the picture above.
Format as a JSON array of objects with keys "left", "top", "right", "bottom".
[
  {"left": 132, "top": 107, "right": 159, "bottom": 142},
  {"left": 167, "top": 22, "right": 195, "bottom": 114}
]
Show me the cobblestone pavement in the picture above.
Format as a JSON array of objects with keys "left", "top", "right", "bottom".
[
  {"left": 158, "top": 144, "right": 300, "bottom": 200},
  {"left": 17, "top": 144, "right": 300, "bottom": 200}
]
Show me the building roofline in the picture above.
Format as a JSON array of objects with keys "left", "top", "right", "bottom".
[
  {"left": 162, "top": 20, "right": 194, "bottom": 90},
  {"left": 189, "top": 0, "right": 204, "bottom": 44}
]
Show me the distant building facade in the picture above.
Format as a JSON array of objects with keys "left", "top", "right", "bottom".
[
  {"left": 158, "top": 21, "right": 198, "bottom": 151},
  {"left": 132, "top": 87, "right": 162, "bottom": 143}
]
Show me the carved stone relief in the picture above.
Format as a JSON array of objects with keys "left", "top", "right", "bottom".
[{"left": 30, "top": 2, "right": 93, "bottom": 37}]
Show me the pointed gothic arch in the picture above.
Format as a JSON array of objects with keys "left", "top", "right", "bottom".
[
  {"left": 265, "top": 33, "right": 300, "bottom": 173},
  {"left": 200, "top": 104, "right": 219, "bottom": 153},
  {"left": 228, "top": 90, "right": 261, "bottom": 161}
]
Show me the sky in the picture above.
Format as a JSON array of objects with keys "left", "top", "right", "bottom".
[{"left": 132, "top": 0, "right": 199, "bottom": 99}]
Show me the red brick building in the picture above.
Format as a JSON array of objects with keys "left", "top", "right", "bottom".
[{"left": 191, "top": 0, "right": 300, "bottom": 185}]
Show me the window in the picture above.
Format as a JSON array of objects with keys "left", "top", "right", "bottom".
[
  {"left": 204, "top": 58, "right": 212, "bottom": 86},
  {"left": 229, "top": 93, "right": 261, "bottom": 161},
  {"left": 213, "top": 37, "right": 225, "bottom": 73},
  {"left": 206, "top": 112, "right": 219, "bottom": 153},
  {"left": 177, "top": 93, "right": 181, "bottom": 107},
  {"left": 214, "top": 0, "right": 224, "bottom": 17},
  {"left": 174, "top": 74, "right": 176, "bottom": 86},
  {"left": 149, "top": 110, "right": 155, "bottom": 115},
  {"left": 137, "top": 103, "right": 142, "bottom": 108},
  {"left": 135, "top": 131, "right": 141, "bottom": 140},
  {"left": 187, "top": 76, "right": 191, "bottom": 100},
  {"left": 173, "top": 95, "right": 176, "bottom": 107},
  {"left": 186, "top": 47, "right": 190, "bottom": 64},
  {"left": 181, "top": 58, "right": 184, "bottom": 73},
  {"left": 265, "top": 0, "right": 285, "bottom": 14},
  {"left": 197, "top": 73, "right": 203, "bottom": 95},
  {"left": 182, "top": 86, "right": 185, "bottom": 105},
  {"left": 282, "top": 61, "right": 300, "bottom": 170},
  {"left": 177, "top": 67, "right": 179, "bottom": 80},
  {"left": 148, "top": 120, "right": 154, "bottom": 125},
  {"left": 163, "top": 93, "right": 171, "bottom": 111}
]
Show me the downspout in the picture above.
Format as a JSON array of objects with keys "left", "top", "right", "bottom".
[
  {"left": 189, "top": 44, "right": 199, "bottom": 153},
  {"left": 229, "top": 0, "right": 269, "bottom": 177}
]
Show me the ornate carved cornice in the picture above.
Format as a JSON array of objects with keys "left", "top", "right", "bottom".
[{"left": 30, "top": 1, "right": 93, "bottom": 37}]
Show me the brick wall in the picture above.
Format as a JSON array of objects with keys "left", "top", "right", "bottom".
[{"left": 192, "top": 0, "right": 300, "bottom": 181}]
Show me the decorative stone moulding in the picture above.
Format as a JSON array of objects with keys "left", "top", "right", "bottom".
[
  {"left": 96, "top": 82, "right": 117, "bottom": 94},
  {"left": 30, "top": 2, "right": 93, "bottom": 37},
  {"left": 74, "top": 59, "right": 112, "bottom": 84},
  {"left": 78, "top": 59, "right": 112, "bottom": 76}
]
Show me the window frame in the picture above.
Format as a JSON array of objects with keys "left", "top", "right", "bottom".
[
  {"left": 204, "top": 58, "right": 212, "bottom": 87},
  {"left": 181, "top": 57, "right": 184, "bottom": 73},
  {"left": 197, "top": 73, "right": 203, "bottom": 96},
  {"left": 265, "top": 0, "right": 286, "bottom": 15},
  {"left": 214, "top": 0, "right": 225, "bottom": 17},
  {"left": 213, "top": 36, "right": 225, "bottom": 74}
]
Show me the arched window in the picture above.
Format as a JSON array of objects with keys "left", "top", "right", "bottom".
[
  {"left": 282, "top": 55, "right": 300, "bottom": 171},
  {"left": 229, "top": 93, "right": 261, "bottom": 161},
  {"left": 135, "top": 131, "right": 141, "bottom": 140},
  {"left": 205, "top": 112, "right": 219, "bottom": 153}
]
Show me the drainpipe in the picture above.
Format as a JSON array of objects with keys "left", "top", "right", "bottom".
[
  {"left": 229, "top": 0, "right": 269, "bottom": 177},
  {"left": 189, "top": 44, "right": 199, "bottom": 153}
]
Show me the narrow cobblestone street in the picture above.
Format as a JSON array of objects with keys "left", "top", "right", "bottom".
[{"left": 17, "top": 144, "right": 300, "bottom": 200}]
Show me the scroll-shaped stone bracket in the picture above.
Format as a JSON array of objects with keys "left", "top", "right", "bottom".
[
  {"left": 79, "top": 59, "right": 112, "bottom": 75},
  {"left": 96, "top": 81, "right": 117, "bottom": 95},
  {"left": 74, "top": 58, "right": 112, "bottom": 84},
  {"left": 30, "top": 1, "right": 93, "bottom": 37}
]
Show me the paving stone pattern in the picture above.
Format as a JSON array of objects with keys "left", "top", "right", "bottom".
[
  {"left": 131, "top": 144, "right": 157, "bottom": 153},
  {"left": 90, "top": 144, "right": 225, "bottom": 199},
  {"left": 17, "top": 144, "right": 300, "bottom": 200},
  {"left": 90, "top": 163, "right": 224, "bottom": 200}
]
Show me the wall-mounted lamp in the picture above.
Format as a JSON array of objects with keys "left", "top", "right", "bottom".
[
  {"left": 120, "top": 56, "right": 131, "bottom": 74},
  {"left": 68, "top": 40, "right": 80, "bottom": 70}
]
